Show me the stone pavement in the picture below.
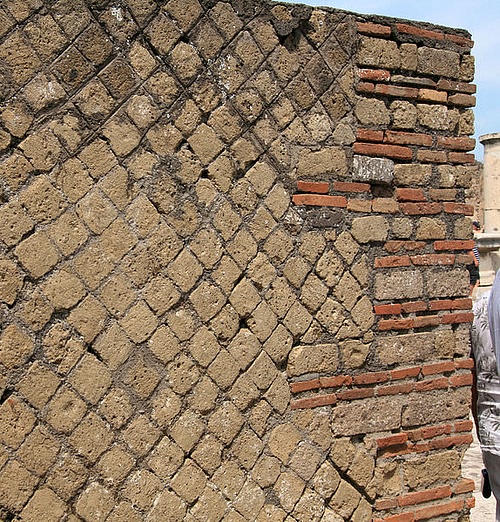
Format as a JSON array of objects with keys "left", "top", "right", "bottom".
[{"left": 462, "top": 419, "right": 496, "bottom": 520}]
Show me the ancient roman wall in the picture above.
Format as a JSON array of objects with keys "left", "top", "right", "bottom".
[{"left": 0, "top": 0, "right": 479, "bottom": 520}]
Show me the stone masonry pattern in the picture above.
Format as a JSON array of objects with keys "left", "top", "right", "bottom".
[{"left": 0, "top": 1, "right": 479, "bottom": 521}]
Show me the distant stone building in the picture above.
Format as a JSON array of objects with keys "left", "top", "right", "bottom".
[{"left": 0, "top": 1, "right": 478, "bottom": 520}]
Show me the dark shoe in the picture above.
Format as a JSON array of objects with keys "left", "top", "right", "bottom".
[{"left": 482, "top": 468, "right": 492, "bottom": 499}]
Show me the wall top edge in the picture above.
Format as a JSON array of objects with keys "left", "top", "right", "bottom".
[{"left": 270, "top": 0, "right": 472, "bottom": 38}]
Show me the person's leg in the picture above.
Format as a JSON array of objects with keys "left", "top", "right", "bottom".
[{"left": 483, "top": 451, "right": 500, "bottom": 521}]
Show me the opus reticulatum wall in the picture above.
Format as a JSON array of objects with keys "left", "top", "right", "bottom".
[{"left": 0, "top": 0, "right": 479, "bottom": 520}]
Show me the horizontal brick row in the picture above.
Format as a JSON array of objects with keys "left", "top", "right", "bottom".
[
  {"left": 385, "top": 240, "right": 474, "bottom": 253},
  {"left": 374, "top": 253, "right": 456, "bottom": 268},
  {"left": 357, "top": 128, "right": 475, "bottom": 152},
  {"left": 290, "top": 361, "right": 473, "bottom": 409},
  {"left": 396, "top": 23, "right": 474, "bottom": 48},
  {"left": 356, "top": 21, "right": 474, "bottom": 48},
  {"left": 374, "top": 298, "right": 472, "bottom": 315},
  {"left": 376, "top": 423, "right": 473, "bottom": 454},
  {"left": 293, "top": 193, "right": 474, "bottom": 216},
  {"left": 375, "top": 480, "right": 474, "bottom": 512},
  {"left": 374, "top": 498, "right": 472, "bottom": 522},
  {"left": 378, "top": 433, "right": 473, "bottom": 458},
  {"left": 356, "top": 80, "right": 476, "bottom": 106},
  {"left": 378, "top": 312, "right": 473, "bottom": 331},
  {"left": 358, "top": 84, "right": 476, "bottom": 109},
  {"left": 357, "top": 69, "right": 476, "bottom": 95},
  {"left": 353, "top": 141, "right": 475, "bottom": 164},
  {"left": 296, "top": 180, "right": 371, "bottom": 194},
  {"left": 290, "top": 358, "right": 473, "bottom": 394}
]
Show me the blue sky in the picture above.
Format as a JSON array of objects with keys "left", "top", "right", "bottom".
[{"left": 280, "top": 0, "right": 500, "bottom": 161}]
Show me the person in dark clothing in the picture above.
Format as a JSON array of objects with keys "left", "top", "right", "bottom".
[{"left": 468, "top": 221, "right": 481, "bottom": 295}]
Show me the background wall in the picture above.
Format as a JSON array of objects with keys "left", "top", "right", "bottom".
[{"left": 0, "top": 1, "right": 478, "bottom": 520}]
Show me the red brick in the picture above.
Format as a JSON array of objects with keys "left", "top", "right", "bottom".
[
  {"left": 357, "top": 21, "right": 392, "bottom": 37},
  {"left": 430, "top": 434, "right": 472, "bottom": 450},
  {"left": 428, "top": 299, "right": 454, "bottom": 311},
  {"left": 356, "top": 128, "right": 384, "bottom": 142},
  {"left": 448, "top": 93, "right": 476, "bottom": 107},
  {"left": 390, "top": 366, "right": 421, "bottom": 380},
  {"left": 434, "top": 240, "right": 474, "bottom": 251},
  {"left": 377, "top": 382, "right": 415, "bottom": 396},
  {"left": 375, "top": 84, "right": 418, "bottom": 98},
  {"left": 375, "top": 498, "right": 399, "bottom": 511},
  {"left": 296, "top": 181, "right": 329, "bottom": 194},
  {"left": 454, "top": 358, "right": 474, "bottom": 370},
  {"left": 384, "top": 241, "right": 426, "bottom": 253},
  {"left": 374, "top": 303, "right": 402, "bottom": 315},
  {"left": 396, "top": 23, "right": 444, "bottom": 41},
  {"left": 454, "top": 420, "right": 473, "bottom": 432},
  {"left": 398, "top": 485, "right": 452, "bottom": 507},
  {"left": 453, "top": 478, "right": 475, "bottom": 494},
  {"left": 419, "top": 424, "right": 452, "bottom": 440},
  {"left": 408, "top": 428, "right": 423, "bottom": 441},
  {"left": 333, "top": 181, "right": 371, "bottom": 193},
  {"left": 429, "top": 188, "right": 457, "bottom": 201},
  {"left": 358, "top": 68, "right": 391, "bottom": 81},
  {"left": 375, "top": 255, "right": 411, "bottom": 268},
  {"left": 336, "top": 388, "right": 374, "bottom": 400},
  {"left": 451, "top": 298, "right": 473, "bottom": 310},
  {"left": 377, "top": 433, "right": 409, "bottom": 448},
  {"left": 357, "top": 81, "right": 375, "bottom": 93},
  {"left": 422, "top": 361, "right": 455, "bottom": 375},
  {"left": 415, "top": 499, "right": 464, "bottom": 521},
  {"left": 400, "top": 202, "right": 442, "bottom": 215},
  {"left": 353, "top": 142, "right": 412, "bottom": 160},
  {"left": 373, "top": 511, "right": 415, "bottom": 522},
  {"left": 290, "top": 379, "right": 321, "bottom": 393},
  {"left": 437, "top": 79, "right": 477, "bottom": 94},
  {"left": 410, "top": 254, "right": 455, "bottom": 266},
  {"left": 372, "top": 198, "right": 400, "bottom": 213},
  {"left": 418, "top": 89, "right": 447, "bottom": 103},
  {"left": 409, "top": 442, "right": 431, "bottom": 454},
  {"left": 437, "top": 136, "right": 476, "bottom": 151},
  {"left": 396, "top": 188, "right": 426, "bottom": 201},
  {"left": 416, "top": 150, "right": 447, "bottom": 163},
  {"left": 443, "top": 202, "right": 474, "bottom": 215},
  {"left": 292, "top": 194, "right": 348, "bottom": 207},
  {"left": 348, "top": 199, "right": 372, "bottom": 212},
  {"left": 401, "top": 301, "right": 427, "bottom": 313},
  {"left": 353, "top": 371, "right": 391, "bottom": 385},
  {"left": 290, "top": 393, "right": 337, "bottom": 410},
  {"left": 414, "top": 377, "right": 449, "bottom": 392},
  {"left": 466, "top": 496, "right": 476, "bottom": 509},
  {"left": 413, "top": 315, "right": 440, "bottom": 328},
  {"left": 449, "top": 372, "right": 473, "bottom": 387},
  {"left": 378, "top": 318, "right": 414, "bottom": 331},
  {"left": 440, "top": 312, "right": 474, "bottom": 325},
  {"left": 448, "top": 152, "right": 476, "bottom": 164},
  {"left": 319, "top": 375, "right": 353, "bottom": 388},
  {"left": 386, "top": 131, "right": 433, "bottom": 147},
  {"left": 445, "top": 33, "right": 474, "bottom": 47}
]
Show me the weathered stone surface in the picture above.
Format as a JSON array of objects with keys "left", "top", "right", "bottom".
[
  {"left": 353, "top": 155, "right": 394, "bottom": 184},
  {"left": 333, "top": 396, "right": 403, "bottom": 436},
  {"left": 417, "top": 47, "right": 460, "bottom": 78},
  {"left": 288, "top": 344, "right": 339, "bottom": 377},
  {"left": 0, "top": 3, "right": 476, "bottom": 520},
  {"left": 375, "top": 270, "right": 424, "bottom": 300},
  {"left": 376, "top": 332, "right": 436, "bottom": 365}
]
